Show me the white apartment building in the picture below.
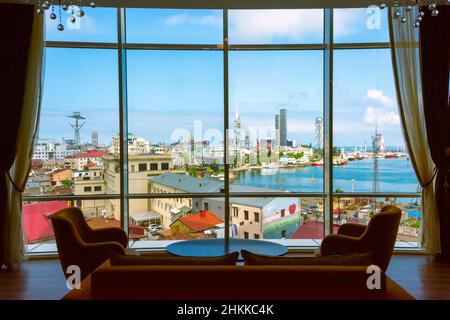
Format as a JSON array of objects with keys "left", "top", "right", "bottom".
[
  {"left": 32, "top": 139, "right": 76, "bottom": 161},
  {"left": 109, "top": 134, "right": 151, "bottom": 155}
]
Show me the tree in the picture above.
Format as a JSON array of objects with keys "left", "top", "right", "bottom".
[
  {"left": 61, "top": 178, "right": 73, "bottom": 188},
  {"left": 187, "top": 166, "right": 198, "bottom": 177}
]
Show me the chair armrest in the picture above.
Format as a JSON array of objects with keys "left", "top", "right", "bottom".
[
  {"left": 337, "top": 223, "right": 367, "bottom": 237},
  {"left": 86, "top": 228, "right": 128, "bottom": 248},
  {"left": 320, "top": 234, "right": 370, "bottom": 256}
]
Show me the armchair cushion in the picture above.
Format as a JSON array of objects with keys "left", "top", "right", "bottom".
[
  {"left": 320, "top": 234, "right": 371, "bottom": 256},
  {"left": 109, "top": 252, "right": 240, "bottom": 266},
  {"left": 337, "top": 223, "right": 367, "bottom": 237},
  {"left": 241, "top": 249, "right": 373, "bottom": 266}
]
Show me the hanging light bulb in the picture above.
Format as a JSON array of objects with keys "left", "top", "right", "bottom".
[
  {"left": 27, "top": 0, "right": 95, "bottom": 33},
  {"left": 393, "top": 0, "right": 439, "bottom": 30},
  {"left": 42, "top": 1, "right": 50, "bottom": 10},
  {"left": 431, "top": 9, "right": 439, "bottom": 17}
]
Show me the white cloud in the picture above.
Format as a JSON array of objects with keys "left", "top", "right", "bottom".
[
  {"left": 228, "top": 9, "right": 363, "bottom": 43},
  {"left": 333, "top": 9, "right": 362, "bottom": 36},
  {"left": 163, "top": 9, "right": 361, "bottom": 43},
  {"left": 363, "top": 106, "right": 400, "bottom": 127},
  {"left": 164, "top": 13, "right": 221, "bottom": 27},
  {"left": 361, "top": 89, "right": 399, "bottom": 127},
  {"left": 229, "top": 9, "right": 323, "bottom": 43},
  {"left": 365, "top": 89, "right": 396, "bottom": 108}
]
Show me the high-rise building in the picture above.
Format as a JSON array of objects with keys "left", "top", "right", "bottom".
[
  {"left": 279, "top": 108, "right": 287, "bottom": 147},
  {"left": 275, "top": 114, "right": 279, "bottom": 148},
  {"left": 91, "top": 131, "right": 98, "bottom": 147},
  {"left": 315, "top": 117, "right": 323, "bottom": 150},
  {"left": 274, "top": 108, "right": 287, "bottom": 147}
]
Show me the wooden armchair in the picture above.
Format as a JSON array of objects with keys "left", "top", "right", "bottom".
[
  {"left": 320, "top": 205, "right": 402, "bottom": 271},
  {"left": 50, "top": 207, "right": 127, "bottom": 280}
]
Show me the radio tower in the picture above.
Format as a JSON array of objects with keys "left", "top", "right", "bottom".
[
  {"left": 68, "top": 112, "right": 86, "bottom": 152},
  {"left": 314, "top": 117, "right": 323, "bottom": 150},
  {"left": 372, "top": 124, "right": 381, "bottom": 192}
]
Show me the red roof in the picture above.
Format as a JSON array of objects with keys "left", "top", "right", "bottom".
[
  {"left": 289, "top": 221, "right": 339, "bottom": 239},
  {"left": 31, "top": 159, "right": 43, "bottom": 166},
  {"left": 23, "top": 201, "right": 68, "bottom": 244},
  {"left": 67, "top": 150, "right": 107, "bottom": 159},
  {"left": 174, "top": 210, "right": 223, "bottom": 233}
]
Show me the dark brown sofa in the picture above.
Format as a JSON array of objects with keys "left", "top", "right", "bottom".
[{"left": 63, "top": 259, "right": 414, "bottom": 300}]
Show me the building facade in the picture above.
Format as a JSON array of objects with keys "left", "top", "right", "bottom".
[
  {"left": 33, "top": 138, "right": 76, "bottom": 161},
  {"left": 103, "top": 152, "right": 180, "bottom": 220},
  {"left": 65, "top": 150, "right": 108, "bottom": 170},
  {"left": 73, "top": 166, "right": 107, "bottom": 218}
]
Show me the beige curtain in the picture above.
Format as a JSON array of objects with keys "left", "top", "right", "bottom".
[
  {"left": 388, "top": 7, "right": 440, "bottom": 255},
  {"left": 5, "top": 11, "right": 44, "bottom": 264}
]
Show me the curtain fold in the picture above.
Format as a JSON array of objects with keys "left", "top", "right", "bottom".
[
  {"left": 4, "top": 9, "right": 44, "bottom": 265},
  {"left": 388, "top": 7, "right": 440, "bottom": 255},
  {"left": 419, "top": 5, "right": 450, "bottom": 261},
  {"left": 0, "top": 4, "right": 35, "bottom": 267}
]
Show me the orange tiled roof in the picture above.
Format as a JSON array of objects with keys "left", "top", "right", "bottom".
[{"left": 175, "top": 211, "right": 223, "bottom": 233}]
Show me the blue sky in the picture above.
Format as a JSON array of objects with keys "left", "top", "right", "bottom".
[{"left": 41, "top": 7, "right": 404, "bottom": 147}]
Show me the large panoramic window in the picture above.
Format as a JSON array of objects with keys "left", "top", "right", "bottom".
[{"left": 23, "top": 5, "right": 421, "bottom": 253}]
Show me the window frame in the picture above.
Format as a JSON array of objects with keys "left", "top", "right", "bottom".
[{"left": 23, "top": 6, "right": 422, "bottom": 254}]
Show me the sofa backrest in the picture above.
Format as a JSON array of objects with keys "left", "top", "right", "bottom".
[{"left": 90, "top": 264, "right": 387, "bottom": 300}]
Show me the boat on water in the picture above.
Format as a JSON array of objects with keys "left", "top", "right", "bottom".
[
  {"left": 384, "top": 152, "right": 397, "bottom": 159},
  {"left": 261, "top": 162, "right": 280, "bottom": 169},
  {"left": 211, "top": 173, "right": 225, "bottom": 180},
  {"left": 311, "top": 160, "right": 323, "bottom": 167}
]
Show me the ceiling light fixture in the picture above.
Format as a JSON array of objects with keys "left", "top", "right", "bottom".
[{"left": 26, "top": 0, "right": 96, "bottom": 31}]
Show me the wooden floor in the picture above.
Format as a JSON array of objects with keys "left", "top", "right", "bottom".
[{"left": 0, "top": 254, "right": 449, "bottom": 300}]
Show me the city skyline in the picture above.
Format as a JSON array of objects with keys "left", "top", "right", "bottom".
[{"left": 39, "top": 7, "right": 405, "bottom": 148}]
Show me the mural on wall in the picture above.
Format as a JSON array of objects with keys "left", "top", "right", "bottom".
[{"left": 262, "top": 197, "right": 301, "bottom": 239}]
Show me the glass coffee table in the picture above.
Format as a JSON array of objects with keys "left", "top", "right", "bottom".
[{"left": 166, "top": 238, "right": 288, "bottom": 257}]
